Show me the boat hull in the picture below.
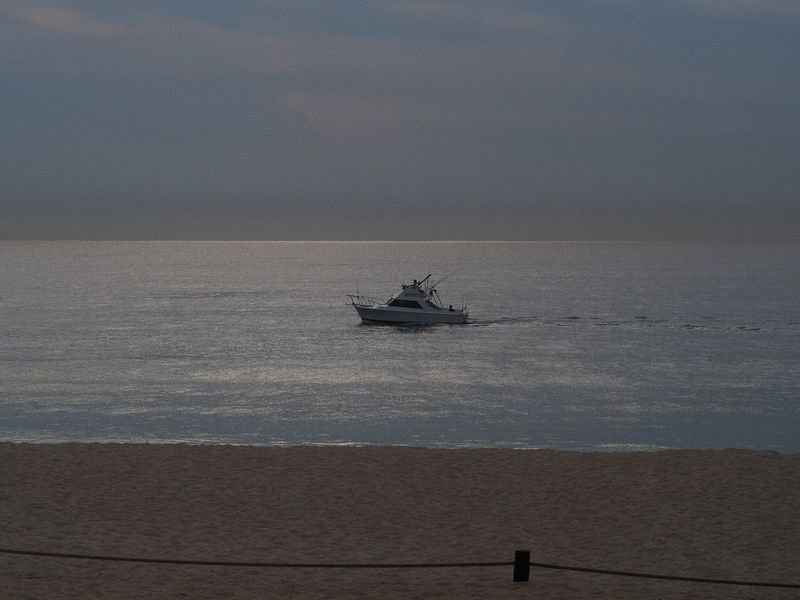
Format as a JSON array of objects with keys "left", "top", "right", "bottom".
[{"left": 354, "top": 305, "right": 468, "bottom": 324}]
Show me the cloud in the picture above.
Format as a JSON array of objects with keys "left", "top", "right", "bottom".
[
  {"left": 5, "top": 2, "right": 794, "bottom": 146},
  {"left": 2, "top": 1, "right": 798, "bottom": 240},
  {"left": 4, "top": 3, "right": 129, "bottom": 36},
  {"left": 2, "top": 2, "right": 440, "bottom": 78},
  {"left": 576, "top": 0, "right": 800, "bottom": 17},
  {"left": 383, "top": 0, "right": 579, "bottom": 33},
  {"left": 3, "top": 4, "right": 302, "bottom": 73},
  {"left": 682, "top": 0, "right": 800, "bottom": 17}
]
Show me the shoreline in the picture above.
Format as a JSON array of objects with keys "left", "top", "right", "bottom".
[
  {"left": 1, "top": 438, "right": 779, "bottom": 452},
  {"left": 2, "top": 443, "right": 799, "bottom": 599}
]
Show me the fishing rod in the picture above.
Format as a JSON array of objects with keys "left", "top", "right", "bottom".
[{"left": 429, "top": 270, "right": 456, "bottom": 290}]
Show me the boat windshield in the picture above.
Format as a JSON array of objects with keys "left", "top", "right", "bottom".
[{"left": 388, "top": 299, "right": 423, "bottom": 309}]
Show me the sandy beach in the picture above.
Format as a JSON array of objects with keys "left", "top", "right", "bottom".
[{"left": 1, "top": 443, "right": 798, "bottom": 599}]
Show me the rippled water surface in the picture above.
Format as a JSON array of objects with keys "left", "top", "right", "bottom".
[{"left": 1, "top": 241, "right": 798, "bottom": 451}]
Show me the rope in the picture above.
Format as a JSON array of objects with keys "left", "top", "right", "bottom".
[
  {"left": 528, "top": 560, "right": 800, "bottom": 589},
  {"left": 0, "top": 548, "right": 508, "bottom": 569},
  {"left": 2, "top": 548, "right": 799, "bottom": 588}
]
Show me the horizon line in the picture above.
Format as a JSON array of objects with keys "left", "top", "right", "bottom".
[{"left": 1, "top": 239, "right": 796, "bottom": 244}]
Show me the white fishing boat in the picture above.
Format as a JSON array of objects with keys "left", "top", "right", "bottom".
[{"left": 348, "top": 274, "right": 469, "bottom": 324}]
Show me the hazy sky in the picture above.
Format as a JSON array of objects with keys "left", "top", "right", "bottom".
[{"left": 2, "top": 1, "right": 798, "bottom": 240}]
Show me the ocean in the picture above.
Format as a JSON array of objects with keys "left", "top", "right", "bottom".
[{"left": 1, "top": 241, "right": 798, "bottom": 451}]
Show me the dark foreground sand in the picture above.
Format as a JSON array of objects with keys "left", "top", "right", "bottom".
[{"left": 1, "top": 443, "right": 799, "bottom": 599}]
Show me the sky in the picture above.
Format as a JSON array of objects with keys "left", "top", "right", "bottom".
[{"left": 2, "top": 1, "right": 798, "bottom": 240}]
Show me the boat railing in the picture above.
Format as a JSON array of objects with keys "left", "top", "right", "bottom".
[{"left": 347, "top": 294, "right": 385, "bottom": 307}]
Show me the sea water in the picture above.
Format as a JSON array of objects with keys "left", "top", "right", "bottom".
[{"left": 1, "top": 241, "right": 798, "bottom": 451}]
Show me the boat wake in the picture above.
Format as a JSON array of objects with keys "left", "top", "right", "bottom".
[
  {"left": 468, "top": 316, "right": 541, "bottom": 327},
  {"left": 467, "top": 315, "right": 792, "bottom": 332}
]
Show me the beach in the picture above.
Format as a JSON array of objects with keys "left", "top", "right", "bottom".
[{"left": 1, "top": 443, "right": 799, "bottom": 599}]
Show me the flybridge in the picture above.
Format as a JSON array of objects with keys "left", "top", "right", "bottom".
[{"left": 348, "top": 274, "right": 469, "bottom": 324}]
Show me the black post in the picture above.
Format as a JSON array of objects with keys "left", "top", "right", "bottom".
[{"left": 513, "top": 549, "right": 530, "bottom": 582}]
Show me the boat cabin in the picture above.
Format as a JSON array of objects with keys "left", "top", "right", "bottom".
[{"left": 387, "top": 285, "right": 440, "bottom": 310}]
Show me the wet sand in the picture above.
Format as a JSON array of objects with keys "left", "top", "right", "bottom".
[{"left": 1, "top": 443, "right": 799, "bottom": 599}]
